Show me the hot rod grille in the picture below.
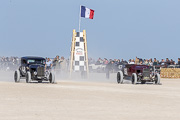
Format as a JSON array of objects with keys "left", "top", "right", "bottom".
[
  {"left": 143, "top": 68, "right": 150, "bottom": 79},
  {"left": 37, "top": 67, "right": 44, "bottom": 76}
]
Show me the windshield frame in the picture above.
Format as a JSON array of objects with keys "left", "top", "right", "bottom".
[{"left": 25, "top": 59, "right": 46, "bottom": 65}]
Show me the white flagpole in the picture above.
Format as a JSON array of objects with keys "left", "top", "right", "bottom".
[{"left": 79, "top": 5, "right": 81, "bottom": 32}]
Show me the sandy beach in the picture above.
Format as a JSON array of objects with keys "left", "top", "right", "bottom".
[{"left": 0, "top": 71, "right": 180, "bottom": 120}]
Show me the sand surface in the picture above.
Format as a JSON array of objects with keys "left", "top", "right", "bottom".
[{"left": 0, "top": 71, "right": 180, "bottom": 120}]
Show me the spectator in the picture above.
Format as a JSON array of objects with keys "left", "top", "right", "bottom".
[
  {"left": 153, "top": 58, "right": 158, "bottom": 66},
  {"left": 121, "top": 59, "right": 127, "bottom": 64},
  {"left": 114, "top": 59, "right": 117, "bottom": 63},
  {"left": 160, "top": 59, "right": 165, "bottom": 65},
  {"left": 128, "top": 59, "right": 131, "bottom": 64},
  {"left": 143, "top": 59, "right": 146, "bottom": 63},
  {"left": 149, "top": 59, "right": 153, "bottom": 66},
  {"left": 60, "top": 56, "right": 67, "bottom": 71},
  {"left": 166, "top": 58, "right": 170, "bottom": 65},
  {"left": 105, "top": 61, "right": 115, "bottom": 79},
  {"left": 96, "top": 58, "right": 103, "bottom": 65},
  {"left": 45, "top": 58, "right": 52, "bottom": 70},
  {"left": 103, "top": 58, "right": 109, "bottom": 65},
  {"left": 129, "top": 59, "right": 135, "bottom": 64},
  {"left": 170, "top": 59, "right": 174, "bottom": 65},
  {"left": 45, "top": 57, "right": 48, "bottom": 62},
  {"left": 53, "top": 55, "right": 61, "bottom": 71},
  {"left": 135, "top": 57, "right": 139, "bottom": 64},
  {"left": 116, "top": 59, "right": 120, "bottom": 65},
  {"left": 157, "top": 60, "right": 160, "bottom": 65},
  {"left": 178, "top": 58, "right": 180, "bottom": 65},
  {"left": 144, "top": 59, "right": 149, "bottom": 65}
]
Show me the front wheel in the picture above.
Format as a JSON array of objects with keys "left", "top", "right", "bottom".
[
  {"left": 117, "top": 71, "right": 123, "bottom": 84},
  {"left": 155, "top": 73, "right": 160, "bottom": 84},
  {"left": 26, "top": 71, "right": 31, "bottom": 83},
  {"left": 132, "top": 73, "right": 137, "bottom": 84},
  {"left": 49, "top": 72, "right": 55, "bottom": 83}
]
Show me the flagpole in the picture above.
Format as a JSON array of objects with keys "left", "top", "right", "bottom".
[{"left": 79, "top": 5, "right": 81, "bottom": 32}]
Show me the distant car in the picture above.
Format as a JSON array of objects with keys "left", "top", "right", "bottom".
[
  {"left": 117, "top": 64, "right": 160, "bottom": 84},
  {"left": 14, "top": 56, "right": 55, "bottom": 83}
]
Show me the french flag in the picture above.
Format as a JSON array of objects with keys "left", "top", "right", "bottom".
[{"left": 81, "top": 6, "right": 94, "bottom": 19}]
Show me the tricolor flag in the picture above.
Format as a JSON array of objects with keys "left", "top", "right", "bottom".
[{"left": 81, "top": 6, "right": 95, "bottom": 19}]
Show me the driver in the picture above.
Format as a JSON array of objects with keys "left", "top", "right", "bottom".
[{"left": 45, "top": 58, "right": 52, "bottom": 71}]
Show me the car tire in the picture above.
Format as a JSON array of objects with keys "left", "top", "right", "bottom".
[
  {"left": 132, "top": 73, "right": 137, "bottom": 84},
  {"left": 49, "top": 72, "right": 55, "bottom": 83},
  {"left": 155, "top": 73, "right": 160, "bottom": 84},
  {"left": 26, "top": 71, "right": 31, "bottom": 83},
  {"left": 117, "top": 71, "right": 123, "bottom": 84},
  {"left": 14, "top": 70, "right": 20, "bottom": 83}
]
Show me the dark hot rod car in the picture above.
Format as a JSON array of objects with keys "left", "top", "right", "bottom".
[
  {"left": 117, "top": 64, "right": 160, "bottom": 84},
  {"left": 14, "top": 56, "right": 55, "bottom": 83}
]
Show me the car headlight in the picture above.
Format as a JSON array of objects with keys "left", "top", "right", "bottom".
[{"left": 34, "top": 71, "right": 37, "bottom": 75}]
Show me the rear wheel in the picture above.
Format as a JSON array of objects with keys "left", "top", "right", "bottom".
[
  {"left": 132, "top": 73, "right": 137, "bottom": 84},
  {"left": 155, "top": 73, "right": 160, "bottom": 84},
  {"left": 26, "top": 71, "right": 31, "bottom": 83},
  {"left": 14, "top": 70, "right": 20, "bottom": 83},
  {"left": 117, "top": 71, "right": 123, "bottom": 84}
]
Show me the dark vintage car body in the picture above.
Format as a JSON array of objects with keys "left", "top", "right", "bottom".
[
  {"left": 14, "top": 56, "right": 55, "bottom": 83},
  {"left": 20, "top": 57, "right": 46, "bottom": 79},
  {"left": 122, "top": 64, "right": 149, "bottom": 76},
  {"left": 117, "top": 64, "right": 160, "bottom": 84}
]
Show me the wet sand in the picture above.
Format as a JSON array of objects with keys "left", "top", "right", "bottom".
[{"left": 0, "top": 71, "right": 180, "bottom": 120}]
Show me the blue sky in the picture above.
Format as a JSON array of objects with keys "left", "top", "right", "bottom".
[{"left": 0, "top": 0, "right": 180, "bottom": 61}]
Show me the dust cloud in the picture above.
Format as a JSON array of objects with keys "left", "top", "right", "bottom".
[{"left": 0, "top": 69, "right": 117, "bottom": 84}]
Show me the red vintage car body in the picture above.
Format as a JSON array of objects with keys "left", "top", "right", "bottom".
[{"left": 124, "top": 64, "right": 149, "bottom": 76}]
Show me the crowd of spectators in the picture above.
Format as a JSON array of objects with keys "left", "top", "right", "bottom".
[
  {"left": 89, "top": 58, "right": 127, "bottom": 66},
  {"left": 1, "top": 56, "right": 180, "bottom": 72},
  {"left": 0, "top": 56, "right": 20, "bottom": 71},
  {"left": 88, "top": 57, "right": 180, "bottom": 73},
  {"left": 45, "top": 56, "right": 69, "bottom": 72},
  {"left": 90, "top": 57, "right": 180, "bottom": 66}
]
